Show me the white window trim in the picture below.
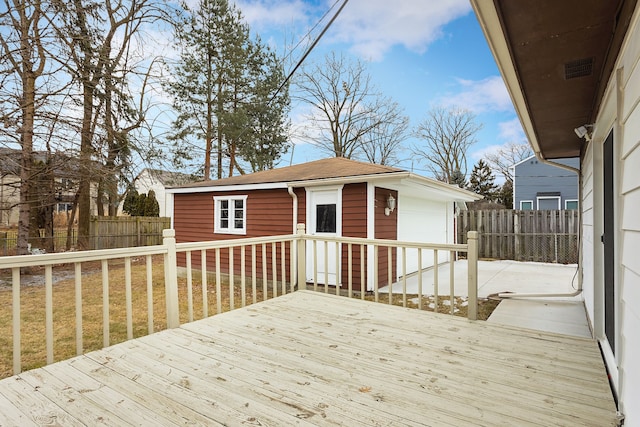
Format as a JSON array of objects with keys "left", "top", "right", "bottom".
[
  {"left": 536, "top": 195, "right": 561, "bottom": 210},
  {"left": 520, "top": 200, "right": 534, "bottom": 210},
  {"left": 214, "top": 195, "right": 248, "bottom": 235},
  {"left": 565, "top": 199, "right": 579, "bottom": 210}
]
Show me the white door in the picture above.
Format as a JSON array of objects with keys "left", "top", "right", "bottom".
[{"left": 306, "top": 187, "right": 342, "bottom": 286}]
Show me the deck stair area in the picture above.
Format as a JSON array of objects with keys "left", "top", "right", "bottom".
[{"left": 0, "top": 291, "right": 618, "bottom": 426}]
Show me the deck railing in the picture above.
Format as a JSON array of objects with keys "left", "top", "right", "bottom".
[{"left": 0, "top": 226, "right": 478, "bottom": 376}]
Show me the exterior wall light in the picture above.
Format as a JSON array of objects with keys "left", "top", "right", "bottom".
[
  {"left": 574, "top": 124, "right": 593, "bottom": 141},
  {"left": 385, "top": 194, "right": 396, "bottom": 216}
]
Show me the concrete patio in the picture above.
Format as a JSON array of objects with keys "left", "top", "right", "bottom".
[{"left": 381, "top": 260, "right": 592, "bottom": 338}]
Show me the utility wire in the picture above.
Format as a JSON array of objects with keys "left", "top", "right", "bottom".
[
  {"left": 269, "top": 0, "right": 349, "bottom": 105},
  {"left": 280, "top": 0, "right": 342, "bottom": 68}
]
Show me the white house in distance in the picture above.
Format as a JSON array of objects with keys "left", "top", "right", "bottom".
[
  {"left": 472, "top": 0, "right": 640, "bottom": 424},
  {"left": 133, "top": 168, "right": 196, "bottom": 217}
]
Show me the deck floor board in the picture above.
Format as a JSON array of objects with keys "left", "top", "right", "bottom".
[{"left": 0, "top": 291, "right": 618, "bottom": 426}]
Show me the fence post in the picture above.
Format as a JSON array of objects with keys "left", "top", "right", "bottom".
[
  {"left": 296, "top": 223, "right": 306, "bottom": 291},
  {"left": 467, "top": 231, "right": 478, "bottom": 321},
  {"left": 163, "top": 229, "right": 180, "bottom": 328}
]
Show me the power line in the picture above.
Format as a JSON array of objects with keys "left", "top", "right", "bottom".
[
  {"left": 280, "top": 0, "right": 342, "bottom": 68},
  {"left": 269, "top": 0, "right": 349, "bottom": 105}
]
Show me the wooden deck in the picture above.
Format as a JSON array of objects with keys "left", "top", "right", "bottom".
[{"left": 0, "top": 291, "right": 617, "bottom": 426}]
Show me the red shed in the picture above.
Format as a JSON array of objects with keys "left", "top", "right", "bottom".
[{"left": 167, "top": 158, "right": 479, "bottom": 291}]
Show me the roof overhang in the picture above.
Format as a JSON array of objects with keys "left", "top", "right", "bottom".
[
  {"left": 471, "top": 0, "right": 637, "bottom": 159},
  {"left": 167, "top": 172, "right": 480, "bottom": 202}
]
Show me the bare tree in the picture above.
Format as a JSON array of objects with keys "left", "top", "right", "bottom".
[
  {"left": 295, "top": 52, "right": 384, "bottom": 159},
  {"left": 0, "top": 0, "right": 52, "bottom": 254},
  {"left": 484, "top": 141, "right": 532, "bottom": 182},
  {"left": 51, "top": 0, "right": 159, "bottom": 248},
  {"left": 412, "top": 106, "right": 482, "bottom": 183},
  {"left": 359, "top": 98, "right": 409, "bottom": 166}
]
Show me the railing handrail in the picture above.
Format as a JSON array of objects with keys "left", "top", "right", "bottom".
[
  {"left": 0, "top": 245, "right": 169, "bottom": 269},
  {"left": 302, "top": 234, "right": 469, "bottom": 252},
  {"left": 175, "top": 233, "right": 299, "bottom": 252}
]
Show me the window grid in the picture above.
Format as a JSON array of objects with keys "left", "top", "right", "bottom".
[{"left": 214, "top": 196, "right": 247, "bottom": 234}]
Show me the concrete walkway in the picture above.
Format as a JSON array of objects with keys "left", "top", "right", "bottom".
[
  {"left": 380, "top": 260, "right": 592, "bottom": 338},
  {"left": 381, "top": 259, "right": 581, "bottom": 298}
]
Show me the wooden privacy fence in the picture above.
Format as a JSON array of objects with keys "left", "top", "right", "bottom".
[
  {"left": 457, "top": 209, "right": 579, "bottom": 264},
  {"left": 90, "top": 216, "right": 170, "bottom": 250}
]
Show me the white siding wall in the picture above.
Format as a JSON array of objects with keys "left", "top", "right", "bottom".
[
  {"left": 585, "top": 5, "right": 640, "bottom": 423},
  {"left": 134, "top": 170, "right": 169, "bottom": 217},
  {"left": 397, "top": 196, "right": 450, "bottom": 275},
  {"left": 581, "top": 143, "right": 595, "bottom": 324},
  {"left": 618, "top": 8, "right": 640, "bottom": 421}
]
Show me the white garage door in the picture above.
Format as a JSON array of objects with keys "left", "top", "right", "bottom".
[{"left": 396, "top": 196, "right": 450, "bottom": 275}]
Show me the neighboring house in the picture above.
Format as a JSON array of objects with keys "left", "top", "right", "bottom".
[
  {"left": 132, "top": 168, "right": 197, "bottom": 217},
  {"left": 511, "top": 155, "right": 580, "bottom": 210},
  {"left": 0, "top": 148, "right": 100, "bottom": 226},
  {"left": 167, "top": 157, "right": 479, "bottom": 291},
  {"left": 472, "top": 0, "right": 639, "bottom": 424}
]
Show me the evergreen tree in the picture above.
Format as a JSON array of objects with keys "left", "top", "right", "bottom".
[
  {"left": 122, "top": 188, "right": 140, "bottom": 215},
  {"left": 239, "top": 38, "right": 290, "bottom": 172},
  {"left": 136, "top": 193, "right": 148, "bottom": 216},
  {"left": 449, "top": 169, "right": 467, "bottom": 188},
  {"left": 467, "top": 159, "right": 498, "bottom": 200},
  {"left": 166, "top": 0, "right": 289, "bottom": 179},
  {"left": 496, "top": 180, "right": 513, "bottom": 208},
  {"left": 144, "top": 190, "right": 160, "bottom": 217}
]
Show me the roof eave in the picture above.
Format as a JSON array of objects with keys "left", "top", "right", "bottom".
[{"left": 470, "top": 0, "right": 544, "bottom": 159}]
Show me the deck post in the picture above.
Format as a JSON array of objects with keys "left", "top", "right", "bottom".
[
  {"left": 467, "top": 231, "right": 479, "bottom": 320},
  {"left": 296, "top": 223, "right": 306, "bottom": 291},
  {"left": 163, "top": 229, "right": 180, "bottom": 328}
]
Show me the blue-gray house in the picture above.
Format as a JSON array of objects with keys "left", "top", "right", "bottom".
[{"left": 511, "top": 156, "right": 580, "bottom": 210}]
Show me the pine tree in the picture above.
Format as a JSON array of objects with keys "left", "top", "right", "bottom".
[
  {"left": 496, "top": 180, "right": 513, "bottom": 208},
  {"left": 166, "top": 0, "right": 289, "bottom": 179},
  {"left": 122, "top": 188, "right": 139, "bottom": 215},
  {"left": 239, "top": 38, "right": 290, "bottom": 172},
  {"left": 144, "top": 190, "right": 160, "bottom": 217},
  {"left": 449, "top": 169, "right": 467, "bottom": 188},
  {"left": 467, "top": 160, "right": 499, "bottom": 200}
]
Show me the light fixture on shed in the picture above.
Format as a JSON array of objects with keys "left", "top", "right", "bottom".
[{"left": 385, "top": 194, "right": 396, "bottom": 216}]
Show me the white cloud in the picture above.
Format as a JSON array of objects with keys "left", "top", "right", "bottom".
[
  {"left": 438, "top": 76, "right": 512, "bottom": 113},
  {"left": 329, "top": 0, "right": 471, "bottom": 61},
  {"left": 236, "top": 0, "right": 311, "bottom": 31},
  {"left": 470, "top": 144, "right": 505, "bottom": 162},
  {"left": 498, "top": 117, "right": 526, "bottom": 143}
]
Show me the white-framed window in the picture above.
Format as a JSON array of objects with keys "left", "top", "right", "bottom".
[
  {"left": 56, "top": 203, "right": 73, "bottom": 213},
  {"left": 520, "top": 200, "right": 533, "bottom": 210},
  {"left": 565, "top": 199, "right": 579, "bottom": 210},
  {"left": 537, "top": 196, "right": 561, "bottom": 210},
  {"left": 214, "top": 195, "right": 247, "bottom": 235}
]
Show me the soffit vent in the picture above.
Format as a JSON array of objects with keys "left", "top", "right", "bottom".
[{"left": 564, "top": 57, "right": 594, "bottom": 79}]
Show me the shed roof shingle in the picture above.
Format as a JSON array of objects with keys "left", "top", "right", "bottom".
[{"left": 174, "top": 158, "right": 404, "bottom": 188}]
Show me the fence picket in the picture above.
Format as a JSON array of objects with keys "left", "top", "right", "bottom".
[{"left": 457, "top": 209, "right": 578, "bottom": 263}]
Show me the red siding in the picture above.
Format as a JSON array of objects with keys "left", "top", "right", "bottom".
[
  {"left": 374, "top": 187, "right": 398, "bottom": 288},
  {"left": 341, "top": 183, "right": 368, "bottom": 290},
  {"left": 173, "top": 184, "right": 400, "bottom": 291},
  {"left": 174, "top": 188, "right": 305, "bottom": 281}
]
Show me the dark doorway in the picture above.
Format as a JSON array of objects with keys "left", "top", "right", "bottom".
[{"left": 603, "top": 130, "right": 615, "bottom": 354}]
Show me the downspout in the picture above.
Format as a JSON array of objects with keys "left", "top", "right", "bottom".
[
  {"left": 288, "top": 185, "right": 299, "bottom": 288},
  {"left": 288, "top": 185, "right": 298, "bottom": 233},
  {"left": 498, "top": 151, "right": 583, "bottom": 299}
]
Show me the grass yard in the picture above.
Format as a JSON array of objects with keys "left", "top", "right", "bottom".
[
  {"left": 0, "top": 258, "right": 499, "bottom": 379},
  {"left": 0, "top": 256, "right": 278, "bottom": 379}
]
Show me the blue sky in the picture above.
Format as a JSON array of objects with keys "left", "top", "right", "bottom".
[{"left": 197, "top": 0, "right": 527, "bottom": 179}]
